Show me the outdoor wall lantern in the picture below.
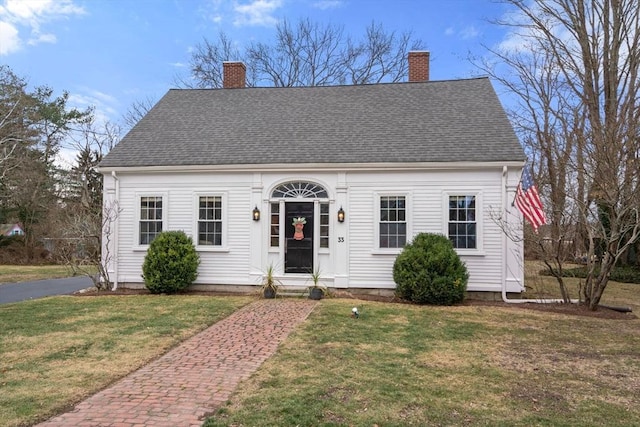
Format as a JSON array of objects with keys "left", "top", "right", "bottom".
[
  {"left": 252, "top": 206, "right": 261, "bottom": 221},
  {"left": 337, "top": 206, "right": 345, "bottom": 223}
]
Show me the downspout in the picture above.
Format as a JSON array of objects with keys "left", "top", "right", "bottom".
[
  {"left": 501, "top": 166, "right": 578, "bottom": 304},
  {"left": 111, "top": 171, "right": 120, "bottom": 291}
]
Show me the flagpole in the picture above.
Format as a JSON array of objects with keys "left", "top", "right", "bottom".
[
  {"left": 512, "top": 161, "right": 526, "bottom": 207},
  {"left": 514, "top": 162, "right": 547, "bottom": 233},
  {"left": 502, "top": 164, "right": 577, "bottom": 305}
]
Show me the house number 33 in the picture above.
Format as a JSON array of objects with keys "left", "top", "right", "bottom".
[{"left": 338, "top": 237, "right": 345, "bottom": 243}]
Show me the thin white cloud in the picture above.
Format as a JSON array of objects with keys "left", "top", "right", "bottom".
[
  {"left": 233, "top": 0, "right": 282, "bottom": 27},
  {"left": 460, "top": 25, "right": 479, "bottom": 40},
  {"left": 198, "top": 0, "right": 226, "bottom": 25},
  {"left": 1, "top": 0, "right": 83, "bottom": 20},
  {"left": 68, "top": 91, "right": 118, "bottom": 124},
  {"left": 0, "top": 20, "right": 20, "bottom": 54},
  {"left": 28, "top": 32, "right": 56, "bottom": 45},
  {"left": 495, "top": 7, "right": 533, "bottom": 54},
  {"left": 312, "top": 0, "right": 343, "bottom": 10},
  {"left": 0, "top": 0, "right": 85, "bottom": 55},
  {"left": 495, "top": 5, "right": 578, "bottom": 55},
  {"left": 170, "top": 62, "right": 187, "bottom": 68},
  {"left": 87, "top": 89, "right": 118, "bottom": 105},
  {"left": 443, "top": 25, "right": 480, "bottom": 40},
  {"left": 497, "top": 31, "right": 529, "bottom": 54}
]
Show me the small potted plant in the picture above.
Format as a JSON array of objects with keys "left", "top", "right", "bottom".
[
  {"left": 307, "top": 267, "right": 327, "bottom": 300},
  {"left": 260, "top": 264, "right": 281, "bottom": 299}
]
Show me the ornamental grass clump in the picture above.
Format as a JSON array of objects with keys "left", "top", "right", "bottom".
[
  {"left": 142, "top": 230, "right": 200, "bottom": 294},
  {"left": 393, "top": 232, "right": 468, "bottom": 305}
]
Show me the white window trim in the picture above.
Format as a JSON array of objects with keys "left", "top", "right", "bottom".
[
  {"left": 318, "top": 200, "right": 331, "bottom": 254},
  {"left": 134, "top": 192, "right": 168, "bottom": 251},
  {"left": 372, "top": 191, "right": 412, "bottom": 255},
  {"left": 443, "top": 190, "right": 484, "bottom": 256},
  {"left": 193, "top": 192, "right": 229, "bottom": 252},
  {"left": 268, "top": 201, "right": 282, "bottom": 251}
]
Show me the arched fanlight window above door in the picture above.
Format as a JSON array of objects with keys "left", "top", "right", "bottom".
[
  {"left": 271, "top": 181, "right": 328, "bottom": 199},
  {"left": 269, "top": 181, "right": 330, "bottom": 250}
]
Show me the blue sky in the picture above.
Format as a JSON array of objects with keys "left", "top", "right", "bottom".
[{"left": 1, "top": 0, "right": 517, "bottom": 129}]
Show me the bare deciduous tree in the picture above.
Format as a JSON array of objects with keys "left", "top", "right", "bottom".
[
  {"left": 479, "top": 0, "right": 640, "bottom": 309},
  {"left": 0, "top": 66, "right": 35, "bottom": 183},
  {"left": 122, "top": 96, "right": 157, "bottom": 131},
  {"left": 178, "top": 18, "right": 423, "bottom": 88},
  {"left": 0, "top": 100, "right": 22, "bottom": 181},
  {"left": 56, "top": 200, "right": 120, "bottom": 290},
  {"left": 177, "top": 32, "right": 244, "bottom": 88},
  {"left": 55, "top": 119, "right": 121, "bottom": 288}
]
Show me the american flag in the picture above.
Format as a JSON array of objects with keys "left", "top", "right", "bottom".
[{"left": 515, "top": 166, "right": 547, "bottom": 232}]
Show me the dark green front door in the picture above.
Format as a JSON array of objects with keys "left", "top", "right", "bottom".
[{"left": 285, "top": 202, "right": 314, "bottom": 273}]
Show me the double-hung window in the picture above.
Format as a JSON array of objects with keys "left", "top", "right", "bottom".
[
  {"left": 448, "top": 195, "right": 477, "bottom": 249},
  {"left": 198, "top": 196, "right": 223, "bottom": 246},
  {"left": 139, "top": 196, "right": 163, "bottom": 245},
  {"left": 379, "top": 195, "right": 407, "bottom": 248}
]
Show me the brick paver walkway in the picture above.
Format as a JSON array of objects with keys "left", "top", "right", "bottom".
[{"left": 37, "top": 299, "right": 317, "bottom": 427}]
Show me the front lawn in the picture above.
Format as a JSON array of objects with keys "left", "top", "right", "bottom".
[
  {"left": 1, "top": 264, "right": 638, "bottom": 427},
  {"left": 206, "top": 293, "right": 639, "bottom": 426},
  {"left": 0, "top": 295, "right": 252, "bottom": 426},
  {"left": 0, "top": 265, "right": 77, "bottom": 284}
]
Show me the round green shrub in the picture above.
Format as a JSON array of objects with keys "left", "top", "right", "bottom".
[
  {"left": 393, "top": 232, "right": 469, "bottom": 305},
  {"left": 142, "top": 231, "right": 200, "bottom": 294}
]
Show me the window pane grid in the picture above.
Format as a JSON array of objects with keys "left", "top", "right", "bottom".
[
  {"left": 271, "top": 181, "right": 328, "bottom": 198},
  {"left": 140, "top": 197, "right": 162, "bottom": 245},
  {"left": 270, "top": 203, "right": 279, "bottom": 247},
  {"left": 320, "top": 202, "right": 329, "bottom": 248},
  {"left": 448, "top": 195, "right": 477, "bottom": 249},
  {"left": 379, "top": 196, "right": 406, "bottom": 248},
  {"left": 198, "top": 196, "right": 222, "bottom": 246}
]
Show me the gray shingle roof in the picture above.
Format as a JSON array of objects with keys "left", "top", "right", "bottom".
[{"left": 100, "top": 78, "right": 524, "bottom": 168}]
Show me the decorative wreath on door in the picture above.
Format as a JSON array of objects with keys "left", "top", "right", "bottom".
[{"left": 292, "top": 217, "right": 306, "bottom": 240}]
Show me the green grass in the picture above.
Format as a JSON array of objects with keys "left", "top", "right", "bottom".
[
  {"left": 540, "top": 264, "right": 640, "bottom": 284},
  {"left": 0, "top": 264, "right": 81, "bottom": 284},
  {"left": 1, "top": 262, "right": 638, "bottom": 427},
  {"left": 206, "top": 284, "right": 640, "bottom": 427},
  {"left": 0, "top": 295, "right": 252, "bottom": 427},
  {"left": 523, "top": 261, "right": 640, "bottom": 313}
]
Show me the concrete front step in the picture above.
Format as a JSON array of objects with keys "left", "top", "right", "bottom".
[
  {"left": 277, "top": 291, "right": 309, "bottom": 298},
  {"left": 275, "top": 286, "right": 314, "bottom": 298}
]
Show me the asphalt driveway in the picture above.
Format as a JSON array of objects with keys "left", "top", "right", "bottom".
[{"left": 0, "top": 276, "right": 94, "bottom": 304}]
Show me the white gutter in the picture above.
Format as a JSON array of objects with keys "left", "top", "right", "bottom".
[
  {"left": 500, "top": 165, "right": 578, "bottom": 304},
  {"left": 99, "top": 160, "right": 526, "bottom": 175},
  {"left": 111, "top": 171, "right": 120, "bottom": 291}
]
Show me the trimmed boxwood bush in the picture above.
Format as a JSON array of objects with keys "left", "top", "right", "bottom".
[
  {"left": 393, "top": 232, "right": 469, "bottom": 305},
  {"left": 142, "top": 231, "right": 200, "bottom": 294}
]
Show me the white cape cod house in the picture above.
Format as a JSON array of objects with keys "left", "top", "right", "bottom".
[{"left": 99, "top": 52, "right": 526, "bottom": 295}]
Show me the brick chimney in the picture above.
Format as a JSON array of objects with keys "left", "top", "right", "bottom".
[
  {"left": 408, "top": 51, "right": 430, "bottom": 82},
  {"left": 223, "top": 61, "right": 246, "bottom": 88}
]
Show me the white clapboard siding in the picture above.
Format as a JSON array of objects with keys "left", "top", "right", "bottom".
[
  {"left": 112, "top": 172, "right": 253, "bottom": 286},
  {"left": 106, "top": 166, "right": 521, "bottom": 293},
  {"left": 345, "top": 169, "right": 508, "bottom": 291},
  {"left": 346, "top": 184, "right": 381, "bottom": 287}
]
